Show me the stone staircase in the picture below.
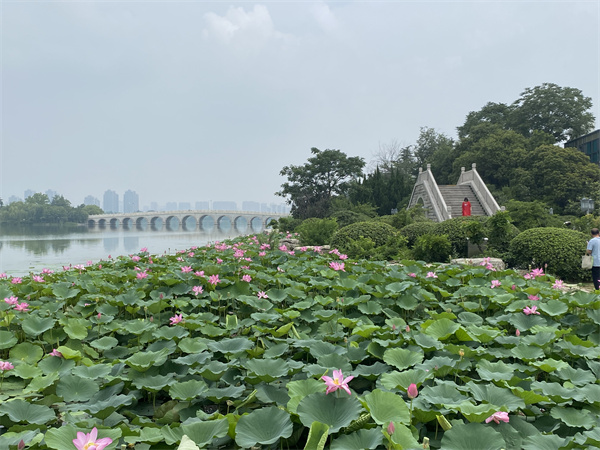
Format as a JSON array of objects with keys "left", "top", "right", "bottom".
[{"left": 437, "top": 185, "right": 486, "bottom": 218}]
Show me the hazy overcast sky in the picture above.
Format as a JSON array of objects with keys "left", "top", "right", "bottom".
[{"left": 2, "top": 0, "right": 599, "bottom": 209}]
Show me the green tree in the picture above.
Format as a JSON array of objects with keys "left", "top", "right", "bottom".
[
  {"left": 277, "top": 148, "right": 365, "bottom": 219},
  {"left": 508, "top": 83, "right": 595, "bottom": 142},
  {"left": 25, "top": 193, "right": 50, "bottom": 205},
  {"left": 414, "top": 127, "right": 455, "bottom": 185},
  {"left": 456, "top": 102, "right": 512, "bottom": 140},
  {"left": 82, "top": 204, "right": 104, "bottom": 215}
]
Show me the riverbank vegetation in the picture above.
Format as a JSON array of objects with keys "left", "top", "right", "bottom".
[
  {"left": 0, "top": 193, "right": 103, "bottom": 225},
  {"left": 1, "top": 232, "right": 600, "bottom": 449}
]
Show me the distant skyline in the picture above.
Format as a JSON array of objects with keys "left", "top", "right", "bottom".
[{"left": 2, "top": 1, "right": 599, "bottom": 207}]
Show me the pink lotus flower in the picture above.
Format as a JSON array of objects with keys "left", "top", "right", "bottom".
[
  {"left": 279, "top": 245, "right": 288, "bottom": 251},
  {"left": 0, "top": 273, "right": 6, "bottom": 278},
  {"left": 407, "top": 383, "right": 419, "bottom": 399},
  {"left": 387, "top": 422, "right": 395, "bottom": 435},
  {"left": 339, "top": 254, "right": 348, "bottom": 260},
  {"left": 4, "top": 296, "right": 18, "bottom": 305},
  {"left": 523, "top": 305, "right": 540, "bottom": 315},
  {"left": 181, "top": 266, "right": 192, "bottom": 273},
  {"left": 216, "top": 258, "right": 223, "bottom": 264},
  {"left": 314, "top": 246, "right": 322, "bottom": 253},
  {"left": 259, "top": 251, "right": 266, "bottom": 257},
  {"left": 321, "top": 369, "right": 354, "bottom": 395},
  {"left": 515, "top": 329, "right": 520, "bottom": 337},
  {"left": 195, "top": 270, "right": 205, "bottom": 277},
  {"left": 234, "top": 249, "right": 245, "bottom": 258},
  {"left": 242, "top": 274, "right": 252, "bottom": 282},
  {"left": 192, "top": 285, "right": 203, "bottom": 296},
  {"left": 0, "top": 361, "right": 14, "bottom": 371},
  {"left": 553, "top": 279, "right": 564, "bottom": 289},
  {"left": 511, "top": 284, "right": 516, "bottom": 290},
  {"left": 531, "top": 268, "right": 544, "bottom": 278},
  {"left": 257, "top": 291, "right": 268, "bottom": 299},
  {"left": 131, "top": 255, "right": 141, "bottom": 262},
  {"left": 11, "top": 277, "right": 22, "bottom": 284},
  {"left": 136, "top": 271, "right": 148, "bottom": 279},
  {"left": 408, "top": 273, "right": 416, "bottom": 278},
  {"left": 49, "top": 349, "right": 63, "bottom": 358},
  {"left": 260, "top": 244, "right": 270, "bottom": 250},
  {"left": 32, "top": 275, "right": 44, "bottom": 282},
  {"left": 73, "top": 427, "right": 113, "bottom": 450},
  {"left": 405, "top": 325, "right": 410, "bottom": 332},
  {"left": 170, "top": 314, "right": 183, "bottom": 325},
  {"left": 491, "top": 280, "right": 501, "bottom": 288},
  {"left": 140, "top": 247, "right": 148, "bottom": 252},
  {"left": 485, "top": 411, "right": 509, "bottom": 424},
  {"left": 14, "top": 302, "right": 29, "bottom": 312},
  {"left": 329, "top": 262, "right": 346, "bottom": 271},
  {"left": 42, "top": 268, "right": 54, "bottom": 274},
  {"left": 524, "top": 273, "right": 532, "bottom": 280},
  {"left": 208, "top": 274, "right": 220, "bottom": 286},
  {"left": 527, "top": 295, "right": 539, "bottom": 301},
  {"left": 426, "top": 272, "right": 437, "bottom": 278}
]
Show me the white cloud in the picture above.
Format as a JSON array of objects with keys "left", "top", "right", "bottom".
[
  {"left": 310, "top": 2, "right": 339, "bottom": 33},
  {"left": 203, "top": 5, "right": 286, "bottom": 46}
]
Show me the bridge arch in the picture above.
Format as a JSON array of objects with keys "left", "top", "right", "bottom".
[
  {"left": 110, "top": 218, "right": 120, "bottom": 228},
  {"left": 199, "top": 215, "right": 215, "bottom": 232},
  {"left": 151, "top": 217, "right": 163, "bottom": 231},
  {"left": 182, "top": 215, "right": 197, "bottom": 231},
  {"left": 250, "top": 217, "right": 262, "bottom": 233},
  {"left": 136, "top": 217, "right": 148, "bottom": 231},
  {"left": 234, "top": 216, "right": 248, "bottom": 233},
  {"left": 166, "top": 216, "right": 180, "bottom": 231},
  {"left": 122, "top": 217, "right": 133, "bottom": 229},
  {"left": 217, "top": 215, "right": 232, "bottom": 232}
]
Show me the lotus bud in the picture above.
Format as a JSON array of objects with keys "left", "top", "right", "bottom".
[
  {"left": 387, "top": 422, "right": 395, "bottom": 435},
  {"left": 459, "top": 349, "right": 465, "bottom": 358},
  {"left": 17, "top": 440, "right": 25, "bottom": 450},
  {"left": 407, "top": 383, "right": 418, "bottom": 399},
  {"left": 437, "top": 414, "right": 452, "bottom": 431},
  {"left": 516, "top": 329, "right": 520, "bottom": 337}
]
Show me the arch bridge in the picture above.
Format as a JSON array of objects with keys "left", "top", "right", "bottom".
[{"left": 87, "top": 210, "right": 286, "bottom": 233}]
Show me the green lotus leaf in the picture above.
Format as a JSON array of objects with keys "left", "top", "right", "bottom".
[
  {"left": 538, "top": 299, "right": 569, "bottom": 317},
  {"left": 297, "top": 392, "right": 362, "bottom": 433},
  {"left": 465, "top": 382, "right": 525, "bottom": 411},
  {"left": 251, "top": 312, "right": 281, "bottom": 323},
  {"left": 550, "top": 406, "right": 595, "bottom": 429},
  {"left": 0, "top": 330, "right": 18, "bottom": 350},
  {"left": 207, "top": 337, "right": 253, "bottom": 354},
  {"left": 422, "top": 318, "right": 460, "bottom": 340},
  {"left": 72, "top": 363, "right": 112, "bottom": 379},
  {"left": 89, "top": 336, "right": 119, "bottom": 351},
  {"left": 21, "top": 316, "right": 56, "bottom": 336},
  {"left": 417, "top": 356, "right": 457, "bottom": 377},
  {"left": 64, "top": 318, "right": 89, "bottom": 340},
  {"left": 23, "top": 372, "right": 59, "bottom": 394},
  {"left": 263, "top": 343, "right": 289, "bottom": 358},
  {"left": 567, "top": 291, "right": 598, "bottom": 307},
  {"left": 0, "top": 399, "right": 55, "bottom": 425},
  {"left": 0, "top": 429, "right": 43, "bottom": 449},
  {"left": 530, "top": 381, "right": 582, "bottom": 402},
  {"left": 122, "top": 320, "right": 156, "bottom": 335},
  {"left": 173, "top": 352, "right": 212, "bottom": 367},
  {"left": 287, "top": 378, "right": 325, "bottom": 414},
  {"left": 380, "top": 369, "right": 431, "bottom": 391},
  {"left": 245, "top": 358, "right": 291, "bottom": 382},
  {"left": 317, "top": 353, "right": 352, "bottom": 373},
  {"left": 508, "top": 314, "right": 548, "bottom": 331},
  {"left": 44, "top": 424, "right": 120, "bottom": 450},
  {"left": 235, "top": 406, "right": 293, "bottom": 447},
  {"left": 457, "top": 401, "right": 499, "bottom": 422},
  {"left": 413, "top": 332, "right": 444, "bottom": 350},
  {"left": 255, "top": 384, "right": 290, "bottom": 406},
  {"left": 421, "top": 383, "right": 469, "bottom": 406},
  {"left": 177, "top": 435, "right": 200, "bottom": 450},
  {"left": 476, "top": 359, "right": 515, "bottom": 381},
  {"left": 388, "top": 422, "right": 420, "bottom": 448},
  {"left": 9, "top": 342, "right": 43, "bottom": 365},
  {"left": 154, "top": 326, "right": 190, "bottom": 340},
  {"left": 457, "top": 311, "right": 484, "bottom": 326},
  {"left": 364, "top": 389, "right": 410, "bottom": 425},
  {"left": 303, "top": 421, "right": 329, "bottom": 450},
  {"left": 353, "top": 362, "right": 391, "bottom": 378},
  {"left": 56, "top": 374, "right": 100, "bottom": 402},
  {"left": 531, "top": 358, "right": 570, "bottom": 373},
  {"left": 178, "top": 337, "right": 209, "bottom": 353},
  {"left": 169, "top": 380, "right": 208, "bottom": 401},
  {"left": 383, "top": 348, "right": 424, "bottom": 371},
  {"left": 556, "top": 366, "right": 596, "bottom": 386},
  {"left": 463, "top": 325, "right": 501, "bottom": 343},
  {"left": 37, "top": 356, "right": 75, "bottom": 375},
  {"left": 522, "top": 433, "right": 571, "bottom": 450},
  {"left": 125, "top": 348, "right": 171, "bottom": 371},
  {"left": 51, "top": 282, "right": 80, "bottom": 299},
  {"left": 510, "top": 344, "right": 545, "bottom": 361},
  {"left": 357, "top": 302, "right": 382, "bottom": 315},
  {"left": 130, "top": 373, "right": 175, "bottom": 392},
  {"left": 205, "top": 385, "right": 245, "bottom": 401},
  {"left": 330, "top": 427, "right": 384, "bottom": 450},
  {"left": 198, "top": 360, "right": 229, "bottom": 381},
  {"left": 352, "top": 324, "right": 380, "bottom": 338},
  {"left": 441, "top": 422, "right": 506, "bottom": 450},
  {"left": 509, "top": 386, "right": 550, "bottom": 405},
  {"left": 385, "top": 281, "right": 412, "bottom": 294}
]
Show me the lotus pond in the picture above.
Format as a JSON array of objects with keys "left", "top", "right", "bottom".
[{"left": 1, "top": 233, "right": 600, "bottom": 450}]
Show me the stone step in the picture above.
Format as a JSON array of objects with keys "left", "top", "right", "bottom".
[{"left": 438, "top": 185, "right": 487, "bottom": 217}]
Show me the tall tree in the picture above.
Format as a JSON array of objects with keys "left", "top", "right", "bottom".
[
  {"left": 508, "top": 83, "right": 595, "bottom": 142},
  {"left": 413, "top": 127, "right": 455, "bottom": 185},
  {"left": 277, "top": 148, "right": 365, "bottom": 219}
]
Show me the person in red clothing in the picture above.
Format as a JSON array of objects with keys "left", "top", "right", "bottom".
[{"left": 462, "top": 197, "right": 472, "bottom": 216}]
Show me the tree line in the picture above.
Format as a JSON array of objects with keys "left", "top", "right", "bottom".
[
  {"left": 0, "top": 193, "right": 103, "bottom": 224},
  {"left": 277, "top": 83, "right": 599, "bottom": 220}
]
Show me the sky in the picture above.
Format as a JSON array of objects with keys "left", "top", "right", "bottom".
[{"left": 1, "top": 0, "right": 599, "bottom": 210}]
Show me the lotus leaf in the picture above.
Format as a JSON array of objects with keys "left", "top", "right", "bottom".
[
  {"left": 364, "top": 389, "right": 410, "bottom": 425},
  {"left": 297, "top": 392, "right": 362, "bottom": 433},
  {"left": 235, "top": 406, "right": 293, "bottom": 447}
]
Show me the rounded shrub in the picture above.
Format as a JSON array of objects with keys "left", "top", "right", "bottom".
[
  {"left": 329, "top": 210, "right": 371, "bottom": 228},
  {"left": 400, "top": 221, "right": 437, "bottom": 247},
  {"left": 506, "top": 227, "right": 588, "bottom": 281},
  {"left": 295, "top": 218, "right": 338, "bottom": 246},
  {"left": 433, "top": 216, "right": 487, "bottom": 257},
  {"left": 412, "top": 233, "right": 452, "bottom": 263},
  {"left": 331, "top": 221, "right": 399, "bottom": 250}
]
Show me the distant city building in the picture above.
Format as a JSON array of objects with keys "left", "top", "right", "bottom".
[
  {"left": 123, "top": 190, "right": 140, "bottom": 213},
  {"left": 103, "top": 190, "right": 119, "bottom": 213},
  {"left": 45, "top": 189, "right": 57, "bottom": 202},
  {"left": 212, "top": 201, "right": 237, "bottom": 211},
  {"left": 8, "top": 195, "right": 21, "bottom": 204},
  {"left": 242, "top": 201, "right": 261, "bottom": 212},
  {"left": 195, "top": 201, "right": 210, "bottom": 210},
  {"left": 150, "top": 202, "right": 159, "bottom": 211},
  {"left": 565, "top": 129, "right": 600, "bottom": 165},
  {"left": 178, "top": 202, "right": 191, "bottom": 210},
  {"left": 166, "top": 202, "right": 177, "bottom": 211},
  {"left": 24, "top": 189, "right": 34, "bottom": 200},
  {"left": 84, "top": 195, "right": 100, "bottom": 207}
]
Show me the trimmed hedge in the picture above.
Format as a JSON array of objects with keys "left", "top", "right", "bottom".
[
  {"left": 295, "top": 218, "right": 338, "bottom": 246},
  {"left": 412, "top": 233, "right": 452, "bottom": 263},
  {"left": 331, "top": 221, "right": 399, "bottom": 249},
  {"left": 506, "top": 227, "right": 588, "bottom": 281},
  {"left": 433, "top": 216, "right": 487, "bottom": 257},
  {"left": 400, "top": 221, "right": 437, "bottom": 247}
]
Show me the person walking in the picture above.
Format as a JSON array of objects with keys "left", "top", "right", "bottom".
[
  {"left": 462, "top": 197, "right": 472, "bottom": 217},
  {"left": 586, "top": 228, "right": 600, "bottom": 290}
]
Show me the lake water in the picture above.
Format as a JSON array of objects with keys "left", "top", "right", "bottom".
[{"left": 0, "top": 224, "right": 244, "bottom": 276}]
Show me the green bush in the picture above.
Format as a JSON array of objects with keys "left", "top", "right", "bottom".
[
  {"left": 295, "top": 218, "right": 338, "bottom": 246},
  {"left": 343, "top": 234, "right": 410, "bottom": 261},
  {"left": 412, "top": 234, "right": 452, "bottom": 263},
  {"left": 485, "top": 211, "right": 520, "bottom": 255},
  {"left": 506, "top": 227, "right": 588, "bottom": 281},
  {"left": 329, "top": 210, "right": 371, "bottom": 228},
  {"left": 400, "top": 221, "right": 437, "bottom": 247},
  {"left": 271, "top": 216, "right": 303, "bottom": 233},
  {"left": 331, "top": 221, "right": 399, "bottom": 249},
  {"left": 432, "top": 216, "right": 487, "bottom": 257},
  {"left": 505, "top": 200, "right": 552, "bottom": 231}
]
